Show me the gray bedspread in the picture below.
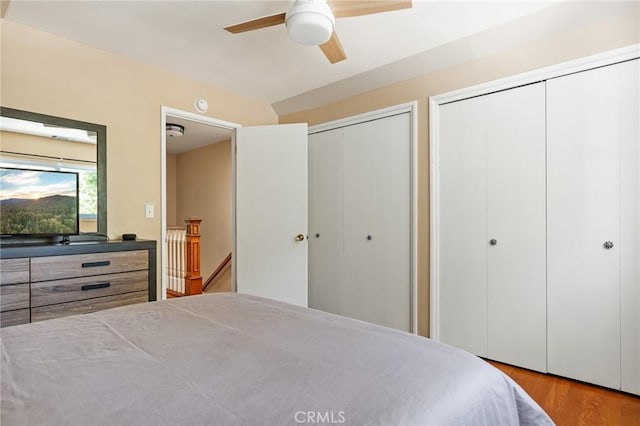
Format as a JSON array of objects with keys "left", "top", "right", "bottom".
[{"left": 1, "top": 293, "right": 553, "bottom": 425}]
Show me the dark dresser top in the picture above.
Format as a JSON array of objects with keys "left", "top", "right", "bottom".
[{"left": 0, "top": 239, "right": 156, "bottom": 259}]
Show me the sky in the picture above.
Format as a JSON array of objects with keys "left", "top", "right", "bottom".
[{"left": 0, "top": 168, "right": 77, "bottom": 201}]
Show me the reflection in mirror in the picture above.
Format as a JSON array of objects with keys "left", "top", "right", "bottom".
[
  {"left": 1, "top": 117, "right": 97, "bottom": 232},
  {"left": 0, "top": 107, "right": 106, "bottom": 239}
]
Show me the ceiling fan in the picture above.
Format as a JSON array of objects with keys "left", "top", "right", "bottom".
[{"left": 224, "top": 0, "right": 412, "bottom": 64}]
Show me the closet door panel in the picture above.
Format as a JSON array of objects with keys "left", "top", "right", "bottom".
[
  {"left": 486, "top": 83, "right": 547, "bottom": 372},
  {"left": 368, "top": 113, "right": 411, "bottom": 331},
  {"left": 310, "top": 112, "right": 412, "bottom": 332},
  {"left": 438, "top": 98, "right": 488, "bottom": 357},
  {"left": 342, "top": 114, "right": 411, "bottom": 331},
  {"left": 619, "top": 59, "right": 640, "bottom": 395},
  {"left": 342, "top": 122, "right": 378, "bottom": 325},
  {"left": 547, "top": 63, "right": 625, "bottom": 389},
  {"left": 308, "top": 129, "right": 344, "bottom": 314}
]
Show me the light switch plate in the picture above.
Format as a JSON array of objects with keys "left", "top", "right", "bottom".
[{"left": 145, "top": 203, "right": 154, "bottom": 219}]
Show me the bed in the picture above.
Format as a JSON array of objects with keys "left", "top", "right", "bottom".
[{"left": 1, "top": 293, "right": 553, "bottom": 425}]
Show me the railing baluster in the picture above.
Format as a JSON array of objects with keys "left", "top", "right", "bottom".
[
  {"left": 166, "top": 227, "right": 185, "bottom": 296},
  {"left": 166, "top": 218, "right": 202, "bottom": 297}
]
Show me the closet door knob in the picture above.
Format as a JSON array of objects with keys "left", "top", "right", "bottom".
[
  {"left": 489, "top": 239, "right": 497, "bottom": 246},
  {"left": 603, "top": 241, "right": 614, "bottom": 249},
  {"left": 295, "top": 234, "right": 305, "bottom": 242},
  {"left": 315, "top": 233, "right": 320, "bottom": 238},
  {"left": 366, "top": 235, "right": 372, "bottom": 241}
]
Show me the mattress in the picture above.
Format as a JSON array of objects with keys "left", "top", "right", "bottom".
[{"left": 1, "top": 293, "right": 553, "bottom": 425}]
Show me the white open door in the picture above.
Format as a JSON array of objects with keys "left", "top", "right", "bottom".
[{"left": 235, "top": 123, "right": 308, "bottom": 307}]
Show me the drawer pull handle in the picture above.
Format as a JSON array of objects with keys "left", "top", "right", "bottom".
[
  {"left": 81, "top": 282, "right": 111, "bottom": 291},
  {"left": 82, "top": 260, "right": 111, "bottom": 268}
]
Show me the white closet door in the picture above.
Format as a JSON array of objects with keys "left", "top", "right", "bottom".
[
  {"left": 235, "top": 124, "right": 308, "bottom": 307},
  {"left": 438, "top": 97, "right": 489, "bottom": 356},
  {"left": 308, "top": 129, "right": 344, "bottom": 314},
  {"left": 619, "top": 59, "right": 640, "bottom": 395},
  {"left": 342, "top": 113, "right": 411, "bottom": 331},
  {"left": 486, "top": 83, "right": 547, "bottom": 372},
  {"left": 547, "top": 60, "right": 639, "bottom": 389},
  {"left": 342, "top": 120, "right": 377, "bottom": 325},
  {"left": 369, "top": 113, "right": 411, "bottom": 331},
  {"left": 438, "top": 83, "right": 546, "bottom": 366}
]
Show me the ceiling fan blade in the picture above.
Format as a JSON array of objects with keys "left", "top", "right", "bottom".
[
  {"left": 319, "top": 31, "right": 347, "bottom": 64},
  {"left": 224, "top": 12, "right": 286, "bottom": 34},
  {"left": 330, "top": 0, "right": 411, "bottom": 18}
]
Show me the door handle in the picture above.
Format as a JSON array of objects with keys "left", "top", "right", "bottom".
[
  {"left": 489, "top": 239, "right": 497, "bottom": 246},
  {"left": 603, "top": 241, "right": 614, "bottom": 249},
  {"left": 295, "top": 234, "right": 305, "bottom": 242}
]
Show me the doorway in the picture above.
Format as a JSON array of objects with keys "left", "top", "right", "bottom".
[{"left": 160, "top": 106, "right": 240, "bottom": 300}]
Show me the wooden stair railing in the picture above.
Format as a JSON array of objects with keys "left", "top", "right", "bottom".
[
  {"left": 184, "top": 218, "right": 203, "bottom": 296},
  {"left": 202, "top": 253, "right": 232, "bottom": 292},
  {"left": 166, "top": 217, "right": 203, "bottom": 298}
]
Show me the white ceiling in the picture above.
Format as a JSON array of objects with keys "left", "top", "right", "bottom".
[
  {"left": 6, "top": 0, "right": 635, "bottom": 152},
  {"left": 165, "top": 115, "right": 232, "bottom": 155},
  {"left": 5, "top": 0, "right": 563, "bottom": 108}
]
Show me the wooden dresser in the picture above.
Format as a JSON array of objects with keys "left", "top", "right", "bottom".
[{"left": 0, "top": 240, "right": 156, "bottom": 327}]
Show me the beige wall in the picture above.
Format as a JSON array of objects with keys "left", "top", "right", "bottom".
[
  {"left": 80, "top": 218, "right": 97, "bottom": 233},
  {"left": 1, "top": 19, "right": 278, "bottom": 297},
  {"left": 280, "top": 11, "right": 639, "bottom": 337},
  {"left": 175, "top": 140, "right": 232, "bottom": 282},
  {"left": 166, "top": 154, "right": 177, "bottom": 226}
]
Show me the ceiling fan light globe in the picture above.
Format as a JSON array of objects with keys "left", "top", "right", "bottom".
[{"left": 285, "top": 0, "right": 335, "bottom": 46}]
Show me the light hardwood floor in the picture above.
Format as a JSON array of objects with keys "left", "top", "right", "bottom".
[{"left": 487, "top": 360, "right": 640, "bottom": 426}]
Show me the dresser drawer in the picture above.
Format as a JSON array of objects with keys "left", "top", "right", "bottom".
[
  {"left": 0, "top": 258, "right": 29, "bottom": 285},
  {"left": 31, "top": 250, "right": 148, "bottom": 282},
  {"left": 0, "top": 283, "right": 30, "bottom": 311},
  {"left": 1, "top": 308, "right": 30, "bottom": 327},
  {"left": 31, "top": 291, "right": 148, "bottom": 322},
  {"left": 31, "top": 270, "right": 148, "bottom": 308}
]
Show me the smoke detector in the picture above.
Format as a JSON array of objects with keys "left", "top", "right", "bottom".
[{"left": 166, "top": 124, "right": 184, "bottom": 138}]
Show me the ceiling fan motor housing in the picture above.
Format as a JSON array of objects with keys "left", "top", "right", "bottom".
[{"left": 285, "top": 0, "right": 335, "bottom": 46}]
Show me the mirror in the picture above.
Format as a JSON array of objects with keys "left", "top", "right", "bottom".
[{"left": 0, "top": 107, "right": 107, "bottom": 236}]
